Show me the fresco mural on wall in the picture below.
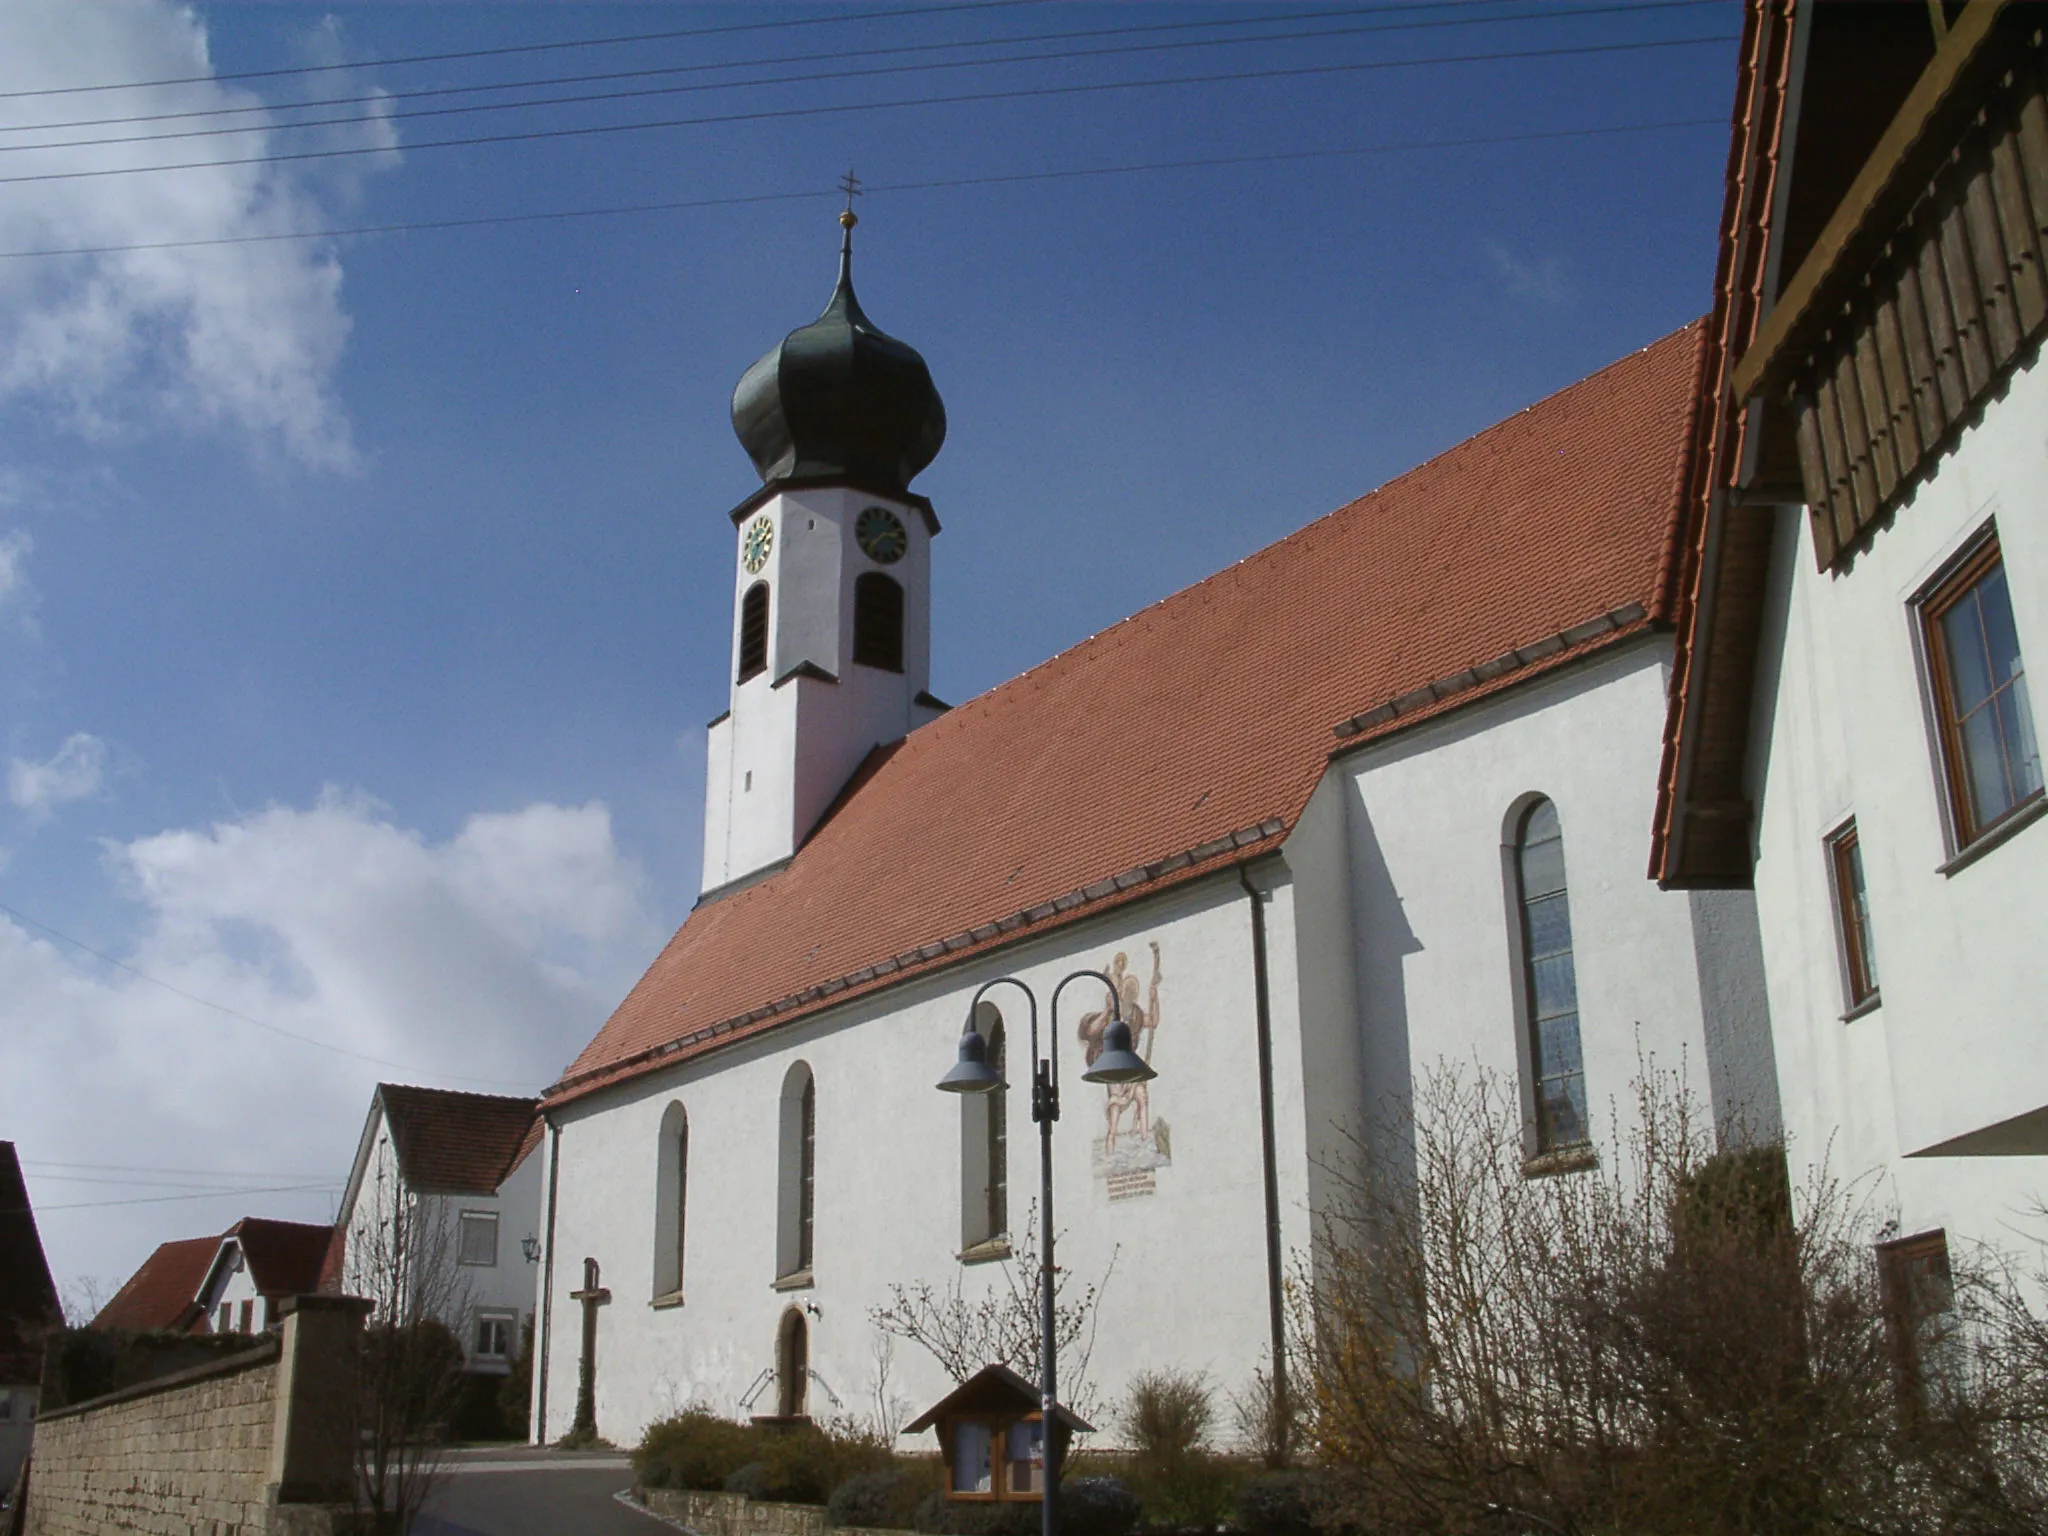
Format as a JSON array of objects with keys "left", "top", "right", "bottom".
[{"left": 1080, "top": 942, "right": 1170, "bottom": 1201}]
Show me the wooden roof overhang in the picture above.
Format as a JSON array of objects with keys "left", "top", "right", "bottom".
[{"left": 1652, "top": 1, "right": 2035, "bottom": 886}]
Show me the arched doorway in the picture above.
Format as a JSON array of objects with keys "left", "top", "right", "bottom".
[{"left": 776, "top": 1307, "right": 809, "bottom": 1419}]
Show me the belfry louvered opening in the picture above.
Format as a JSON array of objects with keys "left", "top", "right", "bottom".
[
  {"left": 853, "top": 572, "right": 905, "bottom": 672},
  {"left": 738, "top": 582, "right": 770, "bottom": 683}
]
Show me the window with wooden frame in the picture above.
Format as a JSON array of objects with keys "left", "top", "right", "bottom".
[
  {"left": 1919, "top": 532, "right": 2042, "bottom": 848},
  {"left": 458, "top": 1210, "right": 499, "bottom": 1267},
  {"left": 776, "top": 1062, "right": 816, "bottom": 1282},
  {"left": 960, "top": 1004, "right": 1008, "bottom": 1256},
  {"left": 1878, "top": 1229, "right": 1958, "bottom": 1412},
  {"left": 852, "top": 572, "right": 905, "bottom": 672},
  {"left": 653, "top": 1101, "right": 688, "bottom": 1301},
  {"left": 946, "top": 1413, "right": 1047, "bottom": 1501},
  {"left": 1826, "top": 819, "right": 1880, "bottom": 1011},
  {"left": 737, "top": 581, "right": 770, "bottom": 683}
]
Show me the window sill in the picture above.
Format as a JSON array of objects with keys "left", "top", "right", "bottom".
[
  {"left": 772, "top": 1269, "right": 814, "bottom": 1292},
  {"left": 1841, "top": 991, "right": 1883, "bottom": 1023},
  {"left": 650, "top": 1290, "right": 685, "bottom": 1311},
  {"left": 1522, "top": 1144, "right": 1597, "bottom": 1179},
  {"left": 1938, "top": 793, "right": 2047, "bottom": 877},
  {"left": 957, "top": 1238, "right": 1012, "bottom": 1266}
]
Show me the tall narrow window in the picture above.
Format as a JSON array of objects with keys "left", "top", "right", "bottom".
[
  {"left": 653, "top": 1102, "right": 688, "bottom": 1300},
  {"left": 1920, "top": 532, "right": 2041, "bottom": 845},
  {"left": 1515, "top": 798, "right": 1588, "bottom": 1153},
  {"left": 1879, "top": 1230, "right": 1957, "bottom": 1412},
  {"left": 852, "top": 573, "right": 905, "bottom": 672},
  {"left": 738, "top": 581, "right": 770, "bottom": 683},
  {"left": 777, "top": 1063, "right": 816, "bottom": 1281},
  {"left": 960, "top": 1005, "right": 1008, "bottom": 1254},
  {"left": 1827, "top": 820, "right": 1880, "bottom": 1010}
]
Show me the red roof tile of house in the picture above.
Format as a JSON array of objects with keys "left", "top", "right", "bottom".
[
  {"left": 549, "top": 321, "right": 1709, "bottom": 1108},
  {"left": 228, "top": 1218, "right": 335, "bottom": 1298},
  {"left": 0, "top": 1142, "right": 62, "bottom": 1380},
  {"left": 91, "top": 1235, "right": 218, "bottom": 1333},
  {"left": 379, "top": 1083, "right": 540, "bottom": 1195}
]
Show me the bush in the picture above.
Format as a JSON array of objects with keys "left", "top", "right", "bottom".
[
  {"left": 1234, "top": 1472, "right": 1316, "bottom": 1536},
  {"left": 720, "top": 1422, "right": 897, "bottom": 1505},
  {"left": 1118, "top": 1372, "right": 1233, "bottom": 1528},
  {"left": 1060, "top": 1476, "right": 1141, "bottom": 1536},
  {"left": 830, "top": 1468, "right": 926, "bottom": 1529},
  {"left": 636, "top": 1410, "right": 760, "bottom": 1492},
  {"left": 497, "top": 1319, "right": 534, "bottom": 1440},
  {"left": 912, "top": 1490, "right": 1040, "bottom": 1536}
]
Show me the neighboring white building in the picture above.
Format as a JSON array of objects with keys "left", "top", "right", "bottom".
[
  {"left": 334, "top": 1084, "right": 544, "bottom": 1376},
  {"left": 525, "top": 222, "right": 1780, "bottom": 1449},
  {"left": 1, "top": 1142, "right": 61, "bottom": 1502},
  {"left": 191, "top": 1217, "right": 335, "bottom": 1337},
  {"left": 1653, "top": 0, "right": 2046, "bottom": 1355}
]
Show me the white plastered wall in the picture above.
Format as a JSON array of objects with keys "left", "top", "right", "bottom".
[
  {"left": 1747, "top": 348, "right": 2048, "bottom": 1245},
  {"left": 535, "top": 877, "right": 1297, "bottom": 1450}
]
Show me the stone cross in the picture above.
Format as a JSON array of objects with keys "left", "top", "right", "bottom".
[{"left": 569, "top": 1256, "right": 610, "bottom": 1438}]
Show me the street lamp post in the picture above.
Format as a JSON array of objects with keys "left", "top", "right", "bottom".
[{"left": 938, "top": 969, "right": 1156, "bottom": 1536}]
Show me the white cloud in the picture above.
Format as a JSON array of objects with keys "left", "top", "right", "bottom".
[
  {"left": 1487, "top": 241, "right": 1573, "bottom": 309},
  {"left": 0, "top": 527, "right": 30, "bottom": 625},
  {"left": 0, "top": 2, "right": 400, "bottom": 470},
  {"left": 2, "top": 792, "right": 659, "bottom": 1293},
  {"left": 8, "top": 731, "right": 108, "bottom": 822}
]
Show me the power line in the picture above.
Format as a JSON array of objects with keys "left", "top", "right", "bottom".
[
  {"left": 0, "top": 0, "right": 1055, "bottom": 101},
  {"left": 0, "top": 117, "right": 1725, "bottom": 262},
  {"left": 0, "top": 0, "right": 1548, "bottom": 135},
  {"left": 23, "top": 1158, "right": 340, "bottom": 1181},
  {"left": 0, "top": 0, "right": 1709, "bottom": 151},
  {"left": 0, "top": 896, "right": 539, "bottom": 1089},
  {"left": 23, "top": 1187, "right": 339, "bottom": 1220},
  {"left": 0, "top": 33, "right": 1739, "bottom": 188}
]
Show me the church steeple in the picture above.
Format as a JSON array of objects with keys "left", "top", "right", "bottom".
[
  {"left": 700, "top": 209, "right": 947, "bottom": 900},
  {"left": 728, "top": 201, "right": 947, "bottom": 497}
]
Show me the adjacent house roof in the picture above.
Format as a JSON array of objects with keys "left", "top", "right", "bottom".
[
  {"left": 379, "top": 1083, "right": 541, "bottom": 1195},
  {"left": 0, "top": 1142, "right": 62, "bottom": 1381},
  {"left": 225, "top": 1218, "right": 335, "bottom": 1298},
  {"left": 549, "top": 320, "right": 1709, "bottom": 1109},
  {"left": 91, "top": 1235, "right": 217, "bottom": 1333}
]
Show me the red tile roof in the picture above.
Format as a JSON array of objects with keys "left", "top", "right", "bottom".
[
  {"left": 0, "top": 1143, "right": 61, "bottom": 1380},
  {"left": 91, "top": 1235, "right": 217, "bottom": 1333},
  {"left": 550, "top": 322, "right": 1708, "bottom": 1108},
  {"left": 379, "top": 1083, "right": 540, "bottom": 1195},
  {"left": 228, "top": 1217, "right": 335, "bottom": 1298}
]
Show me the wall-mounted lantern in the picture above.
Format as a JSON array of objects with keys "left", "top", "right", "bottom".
[{"left": 905, "top": 1363, "right": 1092, "bottom": 1504}]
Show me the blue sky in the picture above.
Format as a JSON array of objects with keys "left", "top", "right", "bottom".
[{"left": 0, "top": 0, "right": 1738, "bottom": 1298}]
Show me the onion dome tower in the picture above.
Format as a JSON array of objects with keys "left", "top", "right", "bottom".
[{"left": 702, "top": 206, "right": 950, "bottom": 899}]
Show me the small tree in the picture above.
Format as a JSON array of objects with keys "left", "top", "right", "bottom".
[
  {"left": 344, "top": 1161, "right": 473, "bottom": 1532},
  {"left": 869, "top": 1204, "right": 1117, "bottom": 1420}
]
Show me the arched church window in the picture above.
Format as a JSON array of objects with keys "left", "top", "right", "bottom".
[
  {"left": 738, "top": 582, "right": 770, "bottom": 683},
  {"left": 776, "top": 1307, "right": 809, "bottom": 1419},
  {"left": 960, "top": 1003, "right": 1008, "bottom": 1254},
  {"left": 777, "top": 1064, "right": 816, "bottom": 1280},
  {"left": 1514, "top": 797, "right": 1588, "bottom": 1153},
  {"left": 653, "top": 1102, "right": 688, "bottom": 1300},
  {"left": 852, "top": 573, "right": 905, "bottom": 673}
]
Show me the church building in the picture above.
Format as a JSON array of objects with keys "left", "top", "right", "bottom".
[{"left": 527, "top": 210, "right": 1779, "bottom": 1447}]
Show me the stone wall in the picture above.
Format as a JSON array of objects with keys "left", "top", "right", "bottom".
[
  {"left": 25, "top": 1296, "right": 369, "bottom": 1536},
  {"left": 636, "top": 1487, "right": 898, "bottom": 1536}
]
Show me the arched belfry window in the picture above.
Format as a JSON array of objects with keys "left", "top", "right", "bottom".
[
  {"left": 777, "top": 1063, "right": 816, "bottom": 1280},
  {"left": 738, "top": 582, "right": 770, "bottom": 683},
  {"left": 776, "top": 1307, "right": 809, "bottom": 1419},
  {"left": 960, "top": 1003, "right": 1008, "bottom": 1254},
  {"left": 1514, "top": 798, "right": 1588, "bottom": 1153},
  {"left": 852, "top": 573, "right": 905, "bottom": 673},
  {"left": 653, "top": 1102, "right": 688, "bottom": 1300}
]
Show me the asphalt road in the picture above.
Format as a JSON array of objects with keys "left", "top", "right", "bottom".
[{"left": 415, "top": 1449, "right": 664, "bottom": 1536}]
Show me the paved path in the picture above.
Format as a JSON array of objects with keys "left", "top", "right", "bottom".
[{"left": 416, "top": 1447, "right": 664, "bottom": 1536}]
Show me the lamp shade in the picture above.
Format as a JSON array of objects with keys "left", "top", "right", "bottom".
[
  {"left": 937, "top": 1022, "right": 1003, "bottom": 1094},
  {"left": 1081, "top": 1018, "right": 1156, "bottom": 1085}
]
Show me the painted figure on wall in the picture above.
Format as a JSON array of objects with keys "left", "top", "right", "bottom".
[{"left": 1081, "top": 942, "right": 1170, "bottom": 1200}]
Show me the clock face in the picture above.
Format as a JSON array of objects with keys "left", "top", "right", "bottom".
[
  {"left": 741, "top": 516, "right": 774, "bottom": 574},
  {"left": 855, "top": 505, "right": 908, "bottom": 565}
]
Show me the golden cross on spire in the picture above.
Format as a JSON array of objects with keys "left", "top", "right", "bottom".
[{"left": 838, "top": 169, "right": 862, "bottom": 232}]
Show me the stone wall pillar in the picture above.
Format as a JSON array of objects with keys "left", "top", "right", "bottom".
[{"left": 266, "top": 1294, "right": 372, "bottom": 1506}]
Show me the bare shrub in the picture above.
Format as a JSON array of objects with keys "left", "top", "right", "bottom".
[
  {"left": 1119, "top": 1368, "right": 1235, "bottom": 1527},
  {"left": 1295, "top": 1059, "right": 2048, "bottom": 1535},
  {"left": 1229, "top": 1354, "right": 1300, "bottom": 1469}
]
